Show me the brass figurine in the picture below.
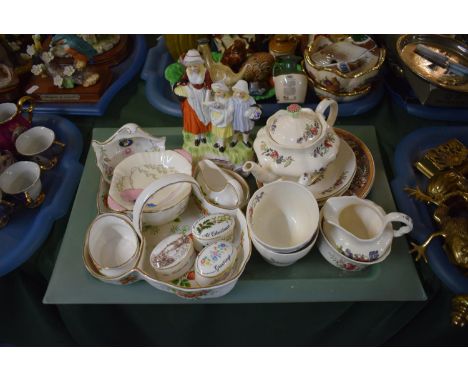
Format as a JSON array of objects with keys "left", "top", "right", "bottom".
[
  {"left": 405, "top": 139, "right": 468, "bottom": 268},
  {"left": 452, "top": 295, "right": 468, "bottom": 327}
]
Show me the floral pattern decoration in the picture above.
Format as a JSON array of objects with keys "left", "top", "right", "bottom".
[
  {"left": 339, "top": 246, "right": 380, "bottom": 263},
  {"left": 312, "top": 133, "right": 336, "bottom": 158},
  {"left": 248, "top": 191, "right": 264, "bottom": 221},
  {"left": 297, "top": 121, "right": 320, "bottom": 144},
  {"left": 320, "top": 171, "right": 349, "bottom": 196},
  {"left": 200, "top": 242, "right": 229, "bottom": 267},
  {"left": 260, "top": 142, "right": 294, "bottom": 167}
]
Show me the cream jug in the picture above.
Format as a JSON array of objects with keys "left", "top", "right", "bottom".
[{"left": 322, "top": 196, "right": 413, "bottom": 262}]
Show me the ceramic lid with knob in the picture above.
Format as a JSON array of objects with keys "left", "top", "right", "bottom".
[{"left": 266, "top": 104, "right": 327, "bottom": 149}]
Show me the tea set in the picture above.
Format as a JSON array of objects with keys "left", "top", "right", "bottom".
[
  {"left": 83, "top": 91, "right": 413, "bottom": 299},
  {"left": 0, "top": 96, "right": 66, "bottom": 227}
]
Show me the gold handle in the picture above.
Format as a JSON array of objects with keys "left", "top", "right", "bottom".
[
  {"left": 53, "top": 140, "right": 66, "bottom": 148},
  {"left": 38, "top": 156, "right": 57, "bottom": 171},
  {"left": 17, "top": 95, "right": 35, "bottom": 124},
  {"left": 24, "top": 191, "right": 33, "bottom": 206}
]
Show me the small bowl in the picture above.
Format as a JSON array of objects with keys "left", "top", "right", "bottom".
[
  {"left": 252, "top": 228, "right": 318, "bottom": 267},
  {"left": 191, "top": 213, "right": 235, "bottom": 252},
  {"left": 195, "top": 241, "right": 237, "bottom": 287},
  {"left": 317, "top": 215, "right": 391, "bottom": 272},
  {"left": 150, "top": 234, "right": 196, "bottom": 282},
  {"left": 247, "top": 181, "right": 319, "bottom": 253},
  {"left": 87, "top": 213, "right": 140, "bottom": 278}
]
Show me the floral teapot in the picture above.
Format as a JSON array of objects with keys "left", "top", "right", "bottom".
[{"left": 243, "top": 99, "right": 340, "bottom": 186}]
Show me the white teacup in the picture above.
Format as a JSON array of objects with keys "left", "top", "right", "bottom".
[
  {"left": 247, "top": 181, "right": 320, "bottom": 253},
  {"left": 15, "top": 126, "right": 65, "bottom": 170},
  {"left": 87, "top": 214, "right": 140, "bottom": 278},
  {"left": 0, "top": 161, "right": 44, "bottom": 208}
]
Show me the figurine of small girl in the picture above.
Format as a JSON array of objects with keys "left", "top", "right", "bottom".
[
  {"left": 230, "top": 80, "right": 262, "bottom": 148},
  {"left": 203, "top": 81, "right": 234, "bottom": 153}
]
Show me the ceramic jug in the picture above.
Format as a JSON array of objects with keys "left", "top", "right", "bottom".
[{"left": 322, "top": 196, "right": 413, "bottom": 262}]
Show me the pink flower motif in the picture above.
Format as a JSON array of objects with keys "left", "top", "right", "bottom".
[
  {"left": 270, "top": 150, "right": 279, "bottom": 159},
  {"left": 324, "top": 140, "right": 332, "bottom": 148},
  {"left": 287, "top": 104, "right": 301, "bottom": 113},
  {"left": 124, "top": 148, "right": 133, "bottom": 155}
]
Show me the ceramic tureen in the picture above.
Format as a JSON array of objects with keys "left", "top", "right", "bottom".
[{"left": 243, "top": 99, "right": 340, "bottom": 185}]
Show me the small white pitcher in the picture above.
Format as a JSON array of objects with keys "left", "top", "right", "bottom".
[{"left": 322, "top": 196, "right": 413, "bottom": 262}]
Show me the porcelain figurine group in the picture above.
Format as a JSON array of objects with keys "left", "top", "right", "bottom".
[{"left": 173, "top": 49, "right": 261, "bottom": 152}]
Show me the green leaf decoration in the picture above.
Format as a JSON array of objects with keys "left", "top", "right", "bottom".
[{"left": 164, "top": 62, "right": 185, "bottom": 86}]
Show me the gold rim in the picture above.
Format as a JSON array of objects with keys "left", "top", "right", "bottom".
[
  {"left": 307, "top": 75, "right": 373, "bottom": 96},
  {"left": 86, "top": 213, "right": 141, "bottom": 272},
  {"left": 334, "top": 128, "right": 376, "bottom": 199},
  {"left": 304, "top": 42, "right": 386, "bottom": 79}
]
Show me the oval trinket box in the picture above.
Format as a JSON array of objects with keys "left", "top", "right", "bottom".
[
  {"left": 195, "top": 241, "right": 237, "bottom": 287},
  {"left": 150, "top": 234, "right": 196, "bottom": 281},
  {"left": 191, "top": 213, "right": 235, "bottom": 251}
]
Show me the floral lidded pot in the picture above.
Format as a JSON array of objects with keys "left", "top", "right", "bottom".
[{"left": 243, "top": 99, "right": 340, "bottom": 186}]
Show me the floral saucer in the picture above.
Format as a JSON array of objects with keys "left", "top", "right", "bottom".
[{"left": 308, "top": 138, "right": 356, "bottom": 202}]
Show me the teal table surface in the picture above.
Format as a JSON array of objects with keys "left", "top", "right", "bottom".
[
  {"left": 1, "top": 40, "right": 467, "bottom": 344},
  {"left": 44, "top": 125, "right": 425, "bottom": 304}
]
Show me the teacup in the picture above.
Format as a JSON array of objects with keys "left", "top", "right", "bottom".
[
  {"left": 0, "top": 161, "right": 44, "bottom": 208},
  {"left": 252, "top": 228, "right": 318, "bottom": 267},
  {"left": 246, "top": 181, "right": 320, "bottom": 253},
  {"left": 15, "top": 126, "right": 65, "bottom": 170},
  {"left": 0, "top": 96, "right": 34, "bottom": 151},
  {"left": 87, "top": 213, "right": 140, "bottom": 278},
  {"left": 0, "top": 190, "right": 15, "bottom": 228}
]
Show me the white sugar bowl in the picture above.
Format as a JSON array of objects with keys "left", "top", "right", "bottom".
[
  {"left": 149, "top": 234, "right": 196, "bottom": 282},
  {"left": 191, "top": 213, "right": 235, "bottom": 251},
  {"left": 195, "top": 241, "right": 238, "bottom": 287}
]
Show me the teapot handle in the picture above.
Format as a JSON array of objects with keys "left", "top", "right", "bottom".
[
  {"left": 382, "top": 212, "right": 413, "bottom": 238},
  {"left": 315, "top": 98, "right": 338, "bottom": 128}
]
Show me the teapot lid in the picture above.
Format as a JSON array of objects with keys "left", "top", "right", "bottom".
[{"left": 266, "top": 104, "right": 324, "bottom": 149}]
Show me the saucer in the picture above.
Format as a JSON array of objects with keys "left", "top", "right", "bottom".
[
  {"left": 308, "top": 138, "right": 356, "bottom": 202},
  {"left": 335, "top": 128, "right": 375, "bottom": 199}
]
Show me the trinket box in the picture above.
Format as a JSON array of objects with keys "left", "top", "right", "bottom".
[
  {"left": 191, "top": 213, "right": 235, "bottom": 251},
  {"left": 195, "top": 241, "right": 237, "bottom": 287},
  {"left": 150, "top": 233, "right": 196, "bottom": 282}
]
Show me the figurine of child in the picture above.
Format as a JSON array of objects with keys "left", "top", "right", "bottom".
[
  {"left": 204, "top": 81, "right": 234, "bottom": 153},
  {"left": 173, "top": 49, "right": 212, "bottom": 146},
  {"left": 230, "top": 80, "right": 262, "bottom": 148}
]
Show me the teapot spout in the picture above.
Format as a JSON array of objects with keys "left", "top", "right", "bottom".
[{"left": 242, "top": 161, "right": 278, "bottom": 184}]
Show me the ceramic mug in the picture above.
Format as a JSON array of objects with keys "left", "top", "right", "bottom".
[
  {"left": 0, "top": 190, "right": 15, "bottom": 228},
  {"left": 0, "top": 161, "right": 44, "bottom": 208},
  {"left": 0, "top": 96, "right": 34, "bottom": 152},
  {"left": 15, "top": 126, "right": 65, "bottom": 170}
]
